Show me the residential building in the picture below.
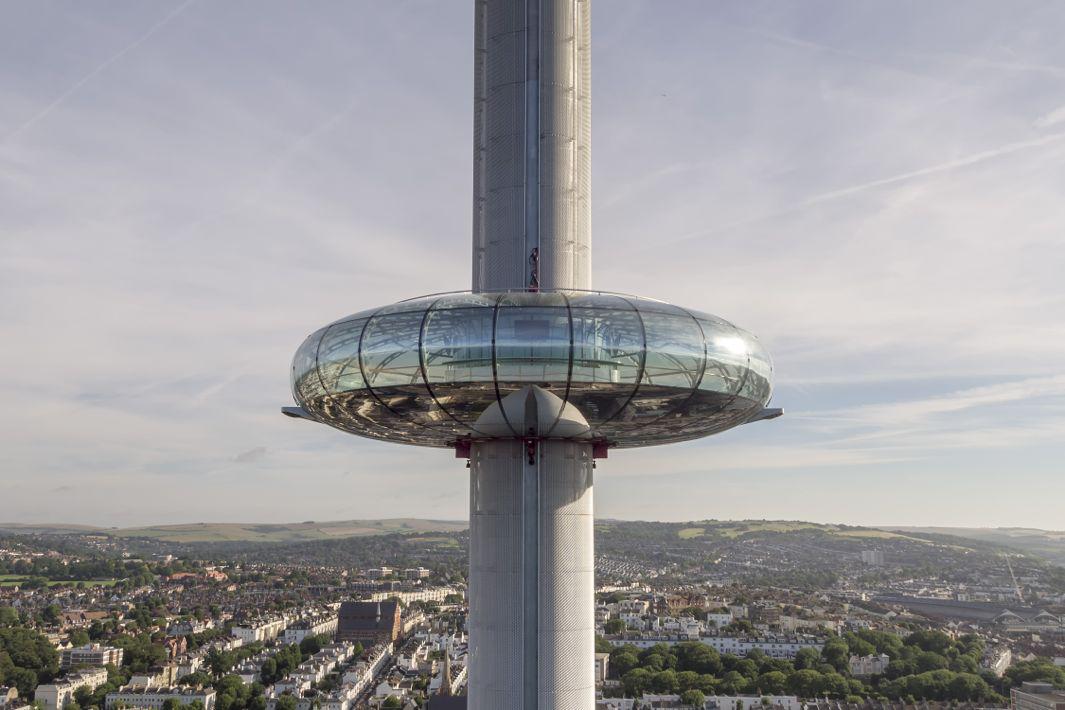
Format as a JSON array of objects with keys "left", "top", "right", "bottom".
[
  {"left": 404, "top": 568, "right": 431, "bottom": 580},
  {"left": 594, "top": 653, "right": 610, "bottom": 686},
  {"left": 35, "top": 668, "right": 109, "bottom": 710},
  {"left": 707, "top": 696, "right": 802, "bottom": 710},
  {"left": 862, "top": 550, "right": 886, "bottom": 566},
  {"left": 282, "top": 614, "right": 338, "bottom": 644},
  {"left": 232, "top": 617, "right": 286, "bottom": 643},
  {"left": 983, "top": 645, "right": 1013, "bottom": 677},
  {"left": 337, "top": 601, "right": 401, "bottom": 646},
  {"left": 168, "top": 620, "right": 206, "bottom": 636},
  {"left": 607, "top": 634, "right": 824, "bottom": 659},
  {"left": 1013, "top": 683, "right": 1065, "bottom": 710},
  {"left": 849, "top": 654, "right": 890, "bottom": 677},
  {"left": 105, "top": 687, "right": 216, "bottom": 710},
  {"left": 61, "top": 644, "right": 124, "bottom": 670}
]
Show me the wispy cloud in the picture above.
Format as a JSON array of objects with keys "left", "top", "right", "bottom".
[{"left": 2, "top": 2, "right": 1064, "bottom": 527}]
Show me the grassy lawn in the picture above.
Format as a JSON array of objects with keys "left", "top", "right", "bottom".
[
  {"left": 678, "top": 527, "right": 706, "bottom": 539},
  {"left": 0, "top": 576, "right": 119, "bottom": 588}
]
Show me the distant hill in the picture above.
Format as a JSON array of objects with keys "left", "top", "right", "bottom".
[
  {"left": 889, "top": 526, "right": 1065, "bottom": 564},
  {"left": 0, "top": 518, "right": 468, "bottom": 543},
  {"left": 4, "top": 519, "right": 1063, "bottom": 561}
]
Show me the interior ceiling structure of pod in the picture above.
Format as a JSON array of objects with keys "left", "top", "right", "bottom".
[{"left": 287, "top": 290, "right": 780, "bottom": 448}]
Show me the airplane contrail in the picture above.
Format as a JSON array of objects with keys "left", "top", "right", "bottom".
[
  {"left": 2, "top": 0, "right": 198, "bottom": 147},
  {"left": 660, "top": 129, "right": 1065, "bottom": 248}
]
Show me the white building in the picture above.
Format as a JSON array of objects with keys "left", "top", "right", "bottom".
[
  {"left": 232, "top": 617, "right": 287, "bottom": 644},
  {"left": 608, "top": 635, "right": 824, "bottom": 659},
  {"left": 282, "top": 614, "right": 338, "bottom": 644},
  {"left": 707, "top": 695, "right": 802, "bottom": 710},
  {"left": 168, "top": 620, "right": 207, "bottom": 636},
  {"left": 105, "top": 687, "right": 216, "bottom": 710},
  {"left": 61, "top": 644, "right": 124, "bottom": 670},
  {"left": 849, "top": 653, "right": 890, "bottom": 677},
  {"left": 365, "top": 586, "right": 461, "bottom": 605},
  {"left": 35, "top": 669, "right": 109, "bottom": 710},
  {"left": 594, "top": 653, "right": 610, "bottom": 686},
  {"left": 861, "top": 550, "right": 885, "bottom": 566}
]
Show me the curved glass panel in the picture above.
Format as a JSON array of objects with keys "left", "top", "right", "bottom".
[
  {"left": 361, "top": 310, "right": 463, "bottom": 435},
  {"left": 599, "top": 311, "right": 704, "bottom": 441},
  {"left": 566, "top": 292, "right": 635, "bottom": 310},
  {"left": 422, "top": 305, "right": 497, "bottom": 430},
  {"left": 318, "top": 318, "right": 369, "bottom": 394},
  {"left": 568, "top": 304, "right": 643, "bottom": 428},
  {"left": 291, "top": 327, "right": 329, "bottom": 420},
  {"left": 739, "top": 333, "right": 773, "bottom": 404},
  {"left": 432, "top": 292, "right": 498, "bottom": 310},
  {"left": 316, "top": 318, "right": 404, "bottom": 441},
  {"left": 629, "top": 297, "right": 690, "bottom": 317},
  {"left": 697, "top": 317, "right": 748, "bottom": 397},
  {"left": 494, "top": 306, "right": 571, "bottom": 384},
  {"left": 374, "top": 295, "right": 439, "bottom": 316},
  {"left": 497, "top": 292, "right": 568, "bottom": 308}
]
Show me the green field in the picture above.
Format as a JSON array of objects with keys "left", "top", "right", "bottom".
[
  {"left": 678, "top": 527, "right": 706, "bottom": 539},
  {"left": 0, "top": 518, "right": 470, "bottom": 544},
  {"left": 0, "top": 575, "right": 119, "bottom": 588}
]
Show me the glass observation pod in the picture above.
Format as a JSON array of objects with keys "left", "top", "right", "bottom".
[{"left": 286, "top": 290, "right": 780, "bottom": 449}]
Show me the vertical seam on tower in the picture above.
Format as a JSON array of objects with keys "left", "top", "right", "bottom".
[
  {"left": 525, "top": 0, "right": 541, "bottom": 292},
  {"left": 523, "top": 3, "right": 541, "bottom": 705}
]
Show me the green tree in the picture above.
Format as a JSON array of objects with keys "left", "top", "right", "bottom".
[
  {"left": 622, "top": 668, "right": 652, "bottom": 697},
  {"left": 0, "top": 608, "right": 18, "bottom": 627},
  {"left": 651, "top": 670, "right": 679, "bottom": 694},
  {"left": 820, "top": 638, "right": 850, "bottom": 674},
  {"left": 675, "top": 642, "right": 721, "bottom": 675},
  {"left": 758, "top": 671, "right": 788, "bottom": 695},
  {"left": 680, "top": 689, "right": 706, "bottom": 707},
  {"left": 604, "top": 619, "right": 625, "bottom": 635},
  {"left": 274, "top": 695, "right": 297, "bottom": 710},
  {"left": 789, "top": 669, "right": 825, "bottom": 698},
  {"left": 610, "top": 648, "right": 640, "bottom": 678},
  {"left": 0, "top": 627, "right": 61, "bottom": 696},
  {"left": 793, "top": 648, "right": 821, "bottom": 671}
]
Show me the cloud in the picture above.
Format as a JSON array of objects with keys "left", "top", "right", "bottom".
[
  {"left": 1035, "top": 104, "right": 1065, "bottom": 129},
  {"left": 232, "top": 447, "right": 267, "bottom": 464},
  {"left": 2, "top": 2, "right": 1064, "bottom": 528}
]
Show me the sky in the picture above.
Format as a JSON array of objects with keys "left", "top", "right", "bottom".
[{"left": 2, "top": 1, "right": 1064, "bottom": 529}]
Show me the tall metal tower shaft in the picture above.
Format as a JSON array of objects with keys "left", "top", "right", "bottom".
[
  {"left": 468, "top": 1, "right": 595, "bottom": 708},
  {"left": 472, "top": 0, "right": 591, "bottom": 293}
]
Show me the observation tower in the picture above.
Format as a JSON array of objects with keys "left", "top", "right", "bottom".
[{"left": 284, "top": 1, "right": 780, "bottom": 708}]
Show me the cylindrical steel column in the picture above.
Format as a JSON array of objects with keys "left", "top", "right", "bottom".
[
  {"left": 469, "top": 440, "right": 595, "bottom": 708},
  {"left": 469, "top": 1, "right": 595, "bottom": 707},
  {"left": 472, "top": 0, "right": 592, "bottom": 292}
]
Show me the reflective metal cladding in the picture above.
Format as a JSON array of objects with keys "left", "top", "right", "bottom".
[{"left": 290, "top": 290, "right": 774, "bottom": 449}]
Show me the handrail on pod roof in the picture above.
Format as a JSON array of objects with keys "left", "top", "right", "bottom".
[
  {"left": 320, "top": 288, "right": 748, "bottom": 333},
  {"left": 393, "top": 287, "right": 665, "bottom": 304}
]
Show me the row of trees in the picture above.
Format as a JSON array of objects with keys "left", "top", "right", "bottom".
[{"left": 605, "top": 629, "right": 1021, "bottom": 703}]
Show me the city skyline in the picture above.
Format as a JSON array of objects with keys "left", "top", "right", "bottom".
[{"left": 3, "top": 1, "right": 1065, "bottom": 528}]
